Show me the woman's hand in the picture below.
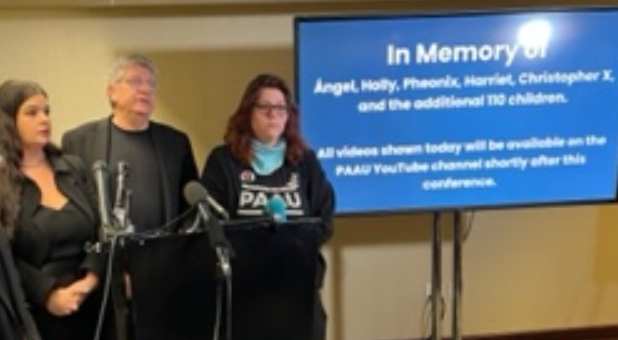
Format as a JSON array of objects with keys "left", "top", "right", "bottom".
[
  {"left": 70, "top": 272, "right": 99, "bottom": 295},
  {"left": 45, "top": 272, "right": 99, "bottom": 316},
  {"left": 45, "top": 286, "right": 82, "bottom": 316}
]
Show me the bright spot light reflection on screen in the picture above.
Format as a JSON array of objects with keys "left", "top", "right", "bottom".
[{"left": 517, "top": 19, "right": 552, "bottom": 48}]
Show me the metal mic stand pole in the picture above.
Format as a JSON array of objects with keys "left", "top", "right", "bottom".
[
  {"left": 431, "top": 211, "right": 442, "bottom": 340},
  {"left": 216, "top": 246, "right": 232, "bottom": 340},
  {"left": 203, "top": 214, "right": 233, "bottom": 340},
  {"left": 452, "top": 210, "right": 463, "bottom": 340}
]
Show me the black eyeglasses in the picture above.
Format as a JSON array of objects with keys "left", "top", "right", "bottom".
[
  {"left": 254, "top": 103, "right": 288, "bottom": 116},
  {"left": 122, "top": 77, "right": 157, "bottom": 89}
]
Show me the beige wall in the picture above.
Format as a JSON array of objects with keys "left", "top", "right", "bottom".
[{"left": 2, "top": 3, "right": 618, "bottom": 339}]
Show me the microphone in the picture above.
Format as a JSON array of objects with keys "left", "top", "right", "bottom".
[
  {"left": 264, "top": 196, "right": 287, "bottom": 222},
  {"left": 92, "top": 160, "right": 112, "bottom": 242},
  {"left": 113, "top": 161, "right": 128, "bottom": 212},
  {"left": 205, "top": 193, "right": 230, "bottom": 221},
  {"left": 182, "top": 180, "right": 230, "bottom": 221},
  {"left": 183, "top": 181, "right": 232, "bottom": 251},
  {"left": 112, "top": 161, "right": 134, "bottom": 232}
]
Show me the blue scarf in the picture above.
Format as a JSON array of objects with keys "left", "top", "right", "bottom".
[{"left": 251, "top": 139, "right": 286, "bottom": 175}]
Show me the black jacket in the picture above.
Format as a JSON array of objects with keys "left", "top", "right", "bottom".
[
  {"left": 0, "top": 228, "right": 41, "bottom": 340},
  {"left": 61, "top": 116, "right": 198, "bottom": 225},
  {"left": 200, "top": 144, "right": 335, "bottom": 243},
  {"left": 12, "top": 153, "right": 103, "bottom": 308},
  {"left": 200, "top": 144, "right": 335, "bottom": 340}
]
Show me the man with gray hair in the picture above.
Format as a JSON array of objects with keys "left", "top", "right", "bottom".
[
  {"left": 63, "top": 54, "right": 198, "bottom": 233},
  {"left": 62, "top": 54, "right": 198, "bottom": 340}
]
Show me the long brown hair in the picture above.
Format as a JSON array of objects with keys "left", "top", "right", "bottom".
[
  {"left": 0, "top": 109, "right": 22, "bottom": 237},
  {"left": 0, "top": 79, "right": 60, "bottom": 158},
  {"left": 224, "top": 74, "right": 307, "bottom": 165}
]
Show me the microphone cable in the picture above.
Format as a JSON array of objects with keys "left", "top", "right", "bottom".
[
  {"left": 92, "top": 235, "right": 118, "bottom": 340},
  {"left": 225, "top": 258, "right": 233, "bottom": 340},
  {"left": 212, "top": 278, "right": 223, "bottom": 340},
  {"left": 158, "top": 205, "right": 197, "bottom": 234}
]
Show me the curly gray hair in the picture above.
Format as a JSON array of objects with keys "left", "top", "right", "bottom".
[{"left": 108, "top": 54, "right": 157, "bottom": 85}]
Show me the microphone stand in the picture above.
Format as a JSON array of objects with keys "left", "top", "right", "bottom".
[
  {"left": 88, "top": 161, "right": 136, "bottom": 340},
  {"left": 194, "top": 203, "right": 234, "bottom": 340},
  {"left": 214, "top": 245, "right": 233, "bottom": 340},
  {"left": 430, "top": 211, "right": 442, "bottom": 340}
]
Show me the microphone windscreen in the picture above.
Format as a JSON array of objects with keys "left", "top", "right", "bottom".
[
  {"left": 92, "top": 159, "right": 108, "bottom": 172},
  {"left": 265, "top": 196, "right": 287, "bottom": 222},
  {"left": 183, "top": 181, "right": 209, "bottom": 206}
]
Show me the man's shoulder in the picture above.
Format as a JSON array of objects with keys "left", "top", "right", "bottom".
[
  {"left": 55, "top": 153, "right": 86, "bottom": 173},
  {"left": 150, "top": 120, "right": 190, "bottom": 140},
  {"left": 64, "top": 117, "right": 108, "bottom": 138}
]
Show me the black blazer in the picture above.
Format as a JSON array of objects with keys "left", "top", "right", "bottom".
[
  {"left": 12, "top": 153, "right": 103, "bottom": 308},
  {"left": 0, "top": 228, "right": 41, "bottom": 340},
  {"left": 61, "top": 116, "right": 198, "bottom": 224}
]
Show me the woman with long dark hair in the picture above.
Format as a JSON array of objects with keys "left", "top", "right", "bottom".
[
  {"left": 0, "top": 108, "right": 41, "bottom": 340},
  {"left": 0, "top": 79, "right": 110, "bottom": 340},
  {"left": 200, "top": 73, "right": 335, "bottom": 340}
]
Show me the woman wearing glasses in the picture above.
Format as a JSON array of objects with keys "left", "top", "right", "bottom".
[{"left": 200, "top": 73, "right": 335, "bottom": 340}]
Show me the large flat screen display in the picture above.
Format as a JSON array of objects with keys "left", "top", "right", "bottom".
[{"left": 295, "top": 8, "right": 618, "bottom": 214}]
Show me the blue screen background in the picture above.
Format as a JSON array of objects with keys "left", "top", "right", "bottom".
[{"left": 296, "top": 10, "right": 618, "bottom": 213}]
